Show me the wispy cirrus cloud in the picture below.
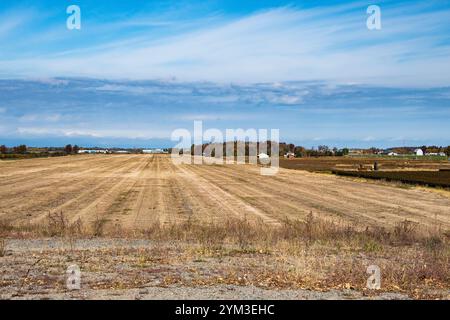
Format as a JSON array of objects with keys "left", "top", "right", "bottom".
[
  {"left": 0, "top": 8, "right": 34, "bottom": 38},
  {"left": 0, "top": 1, "right": 449, "bottom": 86}
]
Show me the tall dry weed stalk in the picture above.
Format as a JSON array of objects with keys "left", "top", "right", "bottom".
[{"left": 0, "top": 238, "right": 6, "bottom": 257}]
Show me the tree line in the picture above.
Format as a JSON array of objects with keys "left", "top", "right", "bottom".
[
  {"left": 173, "top": 141, "right": 350, "bottom": 157},
  {"left": 0, "top": 145, "right": 28, "bottom": 154},
  {"left": 0, "top": 144, "right": 81, "bottom": 158},
  {"left": 176, "top": 141, "right": 450, "bottom": 158}
]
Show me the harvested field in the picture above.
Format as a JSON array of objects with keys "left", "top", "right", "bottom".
[
  {"left": 0, "top": 154, "right": 449, "bottom": 299},
  {"left": 0, "top": 154, "right": 450, "bottom": 231}
]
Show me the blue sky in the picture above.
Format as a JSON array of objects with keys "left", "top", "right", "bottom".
[{"left": 0, "top": 0, "right": 449, "bottom": 148}]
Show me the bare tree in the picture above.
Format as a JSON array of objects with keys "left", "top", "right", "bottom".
[
  {"left": 64, "top": 144, "right": 73, "bottom": 154},
  {"left": 13, "top": 145, "right": 27, "bottom": 154}
]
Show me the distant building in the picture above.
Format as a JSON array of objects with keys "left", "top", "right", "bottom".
[
  {"left": 348, "top": 149, "right": 364, "bottom": 155},
  {"left": 78, "top": 149, "right": 108, "bottom": 154},
  {"left": 387, "top": 152, "right": 398, "bottom": 156},
  {"left": 142, "top": 148, "right": 168, "bottom": 154},
  {"left": 414, "top": 148, "right": 424, "bottom": 156},
  {"left": 284, "top": 152, "right": 295, "bottom": 159}
]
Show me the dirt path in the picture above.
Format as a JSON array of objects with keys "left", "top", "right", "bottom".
[{"left": 1, "top": 154, "right": 449, "bottom": 231}]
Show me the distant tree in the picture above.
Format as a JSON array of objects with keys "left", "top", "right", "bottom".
[
  {"left": 0, "top": 145, "right": 7, "bottom": 154},
  {"left": 425, "top": 145, "right": 439, "bottom": 153},
  {"left": 64, "top": 144, "right": 73, "bottom": 154},
  {"left": 72, "top": 145, "right": 80, "bottom": 154},
  {"left": 342, "top": 148, "right": 349, "bottom": 156},
  {"left": 13, "top": 145, "right": 27, "bottom": 154},
  {"left": 278, "top": 142, "right": 289, "bottom": 156},
  {"left": 294, "top": 146, "right": 306, "bottom": 158},
  {"left": 446, "top": 146, "right": 450, "bottom": 156}
]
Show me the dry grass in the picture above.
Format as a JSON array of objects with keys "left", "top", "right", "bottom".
[
  {"left": 0, "top": 212, "right": 448, "bottom": 298},
  {"left": 1, "top": 211, "right": 448, "bottom": 248},
  {"left": 0, "top": 238, "right": 5, "bottom": 257}
]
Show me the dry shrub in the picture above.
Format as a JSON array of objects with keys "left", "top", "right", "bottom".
[
  {"left": 91, "top": 215, "right": 105, "bottom": 237},
  {"left": 46, "top": 211, "right": 69, "bottom": 236},
  {"left": 327, "top": 248, "right": 449, "bottom": 295},
  {"left": 393, "top": 219, "right": 419, "bottom": 244},
  {"left": 221, "top": 218, "right": 264, "bottom": 249},
  {"left": 0, "top": 212, "right": 447, "bottom": 296},
  {"left": 0, "top": 220, "right": 14, "bottom": 237},
  {"left": 278, "top": 213, "right": 365, "bottom": 244},
  {"left": 44, "top": 211, "right": 86, "bottom": 240},
  {"left": 140, "top": 217, "right": 268, "bottom": 249},
  {"left": 141, "top": 220, "right": 163, "bottom": 240},
  {"left": 114, "top": 214, "right": 447, "bottom": 256},
  {"left": 195, "top": 223, "right": 228, "bottom": 249},
  {"left": 0, "top": 238, "right": 5, "bottom": 257},
  {"left": 2, "top": 212, "right": 447, "bottom": 253}
]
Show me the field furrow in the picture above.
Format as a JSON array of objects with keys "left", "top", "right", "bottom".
[{"left": 0, "top": 154, "right": 449, "bottom": 231}]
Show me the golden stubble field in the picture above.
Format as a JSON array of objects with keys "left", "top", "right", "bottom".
[
  {"left": 0, "top": 154, "right": 449, "bottom": 299},
  {"left": 0, "top": 154, "right": 449, "bottom": 231}
]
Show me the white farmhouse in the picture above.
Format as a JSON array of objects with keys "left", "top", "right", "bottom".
[
  {"left": 284, "top": 152, "right": 295, "bottom": 159},
  {"left": 387, "top": 152, "right": 398, "bottom": 156},
  {"left": 143, "top": 148, "right": 166, "bottom": 154},
  {"left": 414, "top": 148, "right": 424, "bottom": 156},
  {"left": 78, "top": 149, "right": 108, "bottom": 154}
]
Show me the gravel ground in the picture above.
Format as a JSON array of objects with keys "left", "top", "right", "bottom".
[
  {"left": 1, "top": 284, "right": 411, "bottom": 300},
  {"left": 2, "top": 238, "right": 439, "bottom": 300}
]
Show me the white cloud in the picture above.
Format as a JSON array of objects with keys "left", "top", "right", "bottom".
[
  {"left": 1, "top": 4, "right": 450, "bottom": 86},
  {"left": 16, "top": 127, "right": 171, "bottom": 139},
  {"left": 178, "top": 113, "right": 257, "bottom": 121},
  {"left": 363, "top": 136, "right": 376, "bottom": 142},
  {"left": 32, "top": 78, "right": 69, "bottom": 86},
  {"left": 269, "top": 95, "right": 304, "bottom": 105},
  {"left": 19, "top": 113, "right": 62, "bottom": 122},
  {"left": 0, "top": 15, "right": 26, "bottom": 38}
]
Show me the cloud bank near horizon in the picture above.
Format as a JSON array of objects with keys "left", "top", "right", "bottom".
[{"left": 0, "top": 78, "right": 449, "bottom": 148}]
